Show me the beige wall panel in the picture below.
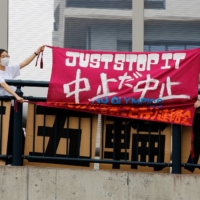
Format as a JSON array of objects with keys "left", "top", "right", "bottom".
[
  {"left": 24, "top": 104, "right": 98, "bottom": 169},
  {"left": 0, "top": 101, "right": 11, "bottom": 166},
  {"left": 99, "top": 117, "right": 171, "bottom": 173}
]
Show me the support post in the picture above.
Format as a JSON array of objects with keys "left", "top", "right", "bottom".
[
  {"left": 171, "top": 124, "right": 181, "bottom": 174},
  {"left": 132, "top": 0, "right": 144, "bottom": 51},
  {"left": 0, "top": 0, "right": 8, "bottom": 50},
  {"left": 12, "top": 86, "right": 23, "bottom": 166}
]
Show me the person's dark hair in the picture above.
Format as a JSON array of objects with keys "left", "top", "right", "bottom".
[{"left": 0, "top": 49, "right": 8, "bottom": 56}]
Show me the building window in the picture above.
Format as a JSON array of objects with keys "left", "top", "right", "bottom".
[
  {"left": 144, "top": 0, "right": 165, "bottom": 9},
  {"left": 144, "top": 43, "right": 200, "bottom": 52},
  {"left": 117, "top": 41, "right": 132, "bottom": 52},
  {"left": 66, "top": 0, "right": 165, "bottom": 10},
  {"left": 118, "top": 41, "right": 200, "bottom": 52}
]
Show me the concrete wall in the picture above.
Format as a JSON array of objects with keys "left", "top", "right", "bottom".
[
  {"left": 64, "top": 8, "right": 132, "bottom": 20},
  {"left": 0, "top": 166, "right": 200, "bottom": 200}
]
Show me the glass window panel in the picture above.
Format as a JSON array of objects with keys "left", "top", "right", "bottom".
[
  {"left": 150, "top": 45, "right": 166, "bottom": 52},
  {"left": 186, "top": 45, "right": 200, "bottom": 49},
  {"left": 168, "top": 45, "right": 185, "bottom": 51},
  {"left": 67, "top": 0, "right": 132, "bottom": 10},
  {"left": 117, "top": 41, "right": 131, "bottom": 52},
  {"left": 144, "top": 45, "right": 150, "bottom": 52}
]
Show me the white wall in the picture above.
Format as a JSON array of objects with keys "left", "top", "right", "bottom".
[{"left": 9, "top": 0, "right": 54, "bottom": 96}]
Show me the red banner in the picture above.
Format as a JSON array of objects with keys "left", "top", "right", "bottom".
[{"left": 45, "top": 46, "right": 200, "bottom": 126}]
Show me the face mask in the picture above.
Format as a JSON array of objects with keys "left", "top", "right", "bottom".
[{"left": 1, "top": 57, "right": 10, "bottom": 66}]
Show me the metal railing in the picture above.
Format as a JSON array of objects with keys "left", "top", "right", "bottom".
[{"left": 0, "top": 79, "right": 198, "bottom": 174}]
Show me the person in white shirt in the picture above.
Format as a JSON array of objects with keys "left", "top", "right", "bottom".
[
  {"left": 0, "top": 46, "right": 44, "bottom": 101},
  {"left": 0, "top": 46, "right": 44, "bottom": 165}
]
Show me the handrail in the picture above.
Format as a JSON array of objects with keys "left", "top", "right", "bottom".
[
  {"left": 5, "top": 80, "right": 49, "bottom": 87},
  {"left": 0, "top": 79, "right": 198, "bottom": 174}
]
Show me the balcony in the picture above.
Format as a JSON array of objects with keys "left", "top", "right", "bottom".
[
  {"left": 66, "top": 0, "right": 165, "bottom": 10},
  {"left": 0, "top": 79, "right": 199, "bottom": 175}
]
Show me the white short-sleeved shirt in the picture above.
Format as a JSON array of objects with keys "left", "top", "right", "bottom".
[{"left": 0, "top": 64, "right": 20, "bottom": 96}]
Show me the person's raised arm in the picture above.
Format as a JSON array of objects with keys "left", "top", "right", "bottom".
[
  {"left": 0, "top": 82, "right": 24, "bottom": 103},
  {"left": 20, "top": 46, "right": 44, "bottom": 69}
]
